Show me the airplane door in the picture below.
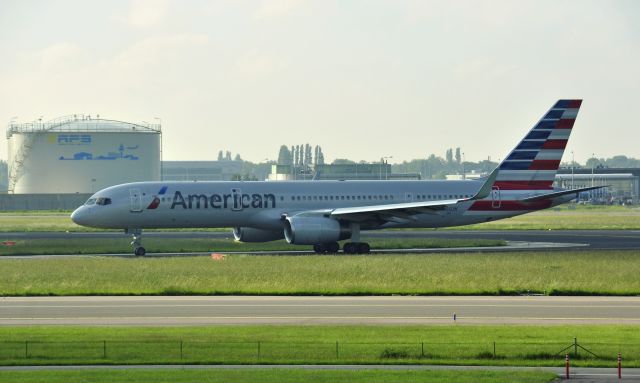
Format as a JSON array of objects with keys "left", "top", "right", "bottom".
[
  {"left": 491, "top": 186, "right": 501, "bottom": 209},
  {"left": 130, "top": 189, "right": 143, "bottom": 212},
  {"left": 231, "top": 188, "right": 243, "bottom": 211}
]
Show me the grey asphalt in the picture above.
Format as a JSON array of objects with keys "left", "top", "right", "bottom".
[
  {"left": 2, "top": 229, "right": 639, "bottom": 251},
  {"left": 1, "top": 296, "right": 639, "bottom": 326},
  {"left": 0, "top": 364, "right": 638, "bottom": 382}
]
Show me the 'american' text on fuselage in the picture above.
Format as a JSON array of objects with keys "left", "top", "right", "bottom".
[{"left": 170, "top": 191, "right": 276, "bottom": 210}]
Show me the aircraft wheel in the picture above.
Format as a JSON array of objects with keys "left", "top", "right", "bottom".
[
  {"left": 343, "top": 242, "right": 356, "bottom": 254},
  {"left": 313, "top": 244, "right": 325, "bottom": 254},
  {"left": 357, "top": 242, "right": 371, "bottom": 254},
  {"left": 325, "top": 242, "right": 340, "bottom": 254},
  {"left": 134, "top": 247, "right": 146, "bottom": 256}
]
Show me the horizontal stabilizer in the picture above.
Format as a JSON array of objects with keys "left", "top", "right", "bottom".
[{"left": 520, "top": 185, "right": 607, "bottom": 202}]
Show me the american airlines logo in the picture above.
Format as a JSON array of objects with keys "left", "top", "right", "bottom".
[{"left": 146, "top": 187, "right": 276, "bottom": 211}]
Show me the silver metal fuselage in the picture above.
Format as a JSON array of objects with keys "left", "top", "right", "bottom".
[{"left": 70, "top": 180, "right": 572, "bottom": 231}]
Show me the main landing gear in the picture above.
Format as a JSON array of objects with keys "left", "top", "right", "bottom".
[
  {"left": 311, "top": 242, "right": 371, "bottom": 254},
  {"left": 343, "top": 222, "right": 371, "bottom": 254},
  {"left": 311, "top": 223, "right": 371, "bottom": 254},
  {"left": 127, "top": 228, "right": 145, "bottom": 256},
  {"left": 313, "top": 242, "right": 340, "bottom": 254},
  {"left": 342, "top": 242, "right": 370, "bottom": 254}
]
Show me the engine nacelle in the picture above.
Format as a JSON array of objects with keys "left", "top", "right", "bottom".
[
  {"left": 233, "top": 227, "right": 284, "bottom": 243},
  {"left": 283, "top": 216, "right": 351, "bottom": 245}
]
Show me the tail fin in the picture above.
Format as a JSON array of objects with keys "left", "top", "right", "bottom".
[{"left": 494, "top": 99, "right": 582, "bottom": 190}]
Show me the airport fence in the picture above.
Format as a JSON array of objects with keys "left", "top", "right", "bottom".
[{"left": 0, "top": 338, "right": 637, "bottom": 365}]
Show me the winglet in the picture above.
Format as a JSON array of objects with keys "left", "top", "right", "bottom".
[{"left": 470, "top": 167, "right": 499, "bottom": 200}]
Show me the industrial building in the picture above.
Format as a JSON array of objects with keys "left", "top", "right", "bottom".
[
  {"left": 556, "top": 167, "right": 640, "bottom": 203},
  {"left": 7, "top": 115, "right": 161, "bottom": 194},
  {"left": 268, "top": 163, "right": 421, "bottom": 181}
]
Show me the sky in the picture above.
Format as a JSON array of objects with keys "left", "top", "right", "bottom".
[{"left": 0, "top": 0, "right": 638, "bottom": 164}]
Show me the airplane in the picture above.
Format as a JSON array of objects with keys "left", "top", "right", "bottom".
[{"left": 71, "top": 99, "right": 604, "bottom": 256}]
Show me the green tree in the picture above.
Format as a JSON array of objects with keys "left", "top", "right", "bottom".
[
  {"left": 277, "top": 145, "right": 292, "bottom": 165},
  {"left": 317, "top": 146, "right": 325, "bottom": 165}
]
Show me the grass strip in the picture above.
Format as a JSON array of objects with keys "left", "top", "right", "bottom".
[
  {"left": 1, "top": 205, "right": 640, "bottom": 232},
  {"left": 0, "top": 238, "right": 505, "bottom": 256},
  {"left": 0, "top": 251, "right": 638, "bottom": 296},
  {"left": 0, "top": 368, "right": 557, "bottom": 383},
  {"left": 0, "top": 325, "right": 637, "bottom": 368}
]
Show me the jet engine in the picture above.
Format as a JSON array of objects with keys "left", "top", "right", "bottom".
[
  {"left": 233, "top": 227, "right": 284, "bottom": 243},
  {"left": 283, "top": 216, "right": 351, "bottom": 245}
]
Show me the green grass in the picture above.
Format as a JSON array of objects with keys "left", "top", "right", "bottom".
[
  {"left": 0, "top": 325, "right": 636, "bottom": 368},
  {"left": 458, "top": 205, "right": 640, "bottom": 230},
  {"left": 1, "top": 251, "right": 639, "bottom": 296},
  {"left": 0, "top": 238, "right": 505, "bottom": 256},
  {"left": 1, "top": 204, "right": 640, "bottom": 232},
  {"left": 0, "top": 369, "right": 557, "bottom": 383}
]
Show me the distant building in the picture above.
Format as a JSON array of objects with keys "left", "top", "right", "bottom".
[
  {"left": 161, "top": 160, "right": 243, "bottom": 181},
  {"left": 269, "top": 163, "right": 420, "bottom": 181},
  {"left": 556, "top": 168, "right": 639, "bottom": 203},
  {"left": 267, "top": 164, "right": 293, "bottom": 181},
  {"left": 445, "top": 171, "right": 485, "bottom": 181}
]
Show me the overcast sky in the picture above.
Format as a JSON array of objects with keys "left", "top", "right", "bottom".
[{"left": 0, "top": 0, "right": 638, "bottom": 164}]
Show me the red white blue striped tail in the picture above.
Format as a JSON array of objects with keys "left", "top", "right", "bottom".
[{"left": 495, "top": 99, "right": 581, "bottom": 190}]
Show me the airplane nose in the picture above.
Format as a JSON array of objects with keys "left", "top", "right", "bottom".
[{"left": 71, "top": 207, "right": 87, "bottom": 226}]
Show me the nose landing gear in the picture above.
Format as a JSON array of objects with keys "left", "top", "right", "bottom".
[{"left": 126, "top": 228, "right": 146, "bottom": 256}]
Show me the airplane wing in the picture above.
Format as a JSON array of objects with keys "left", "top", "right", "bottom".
[
  {"left": 328, "top": 168, "right": 499, "bottom": 223},
  {"left": 520, "top": 185, "right": 607, "bottom": 202}
]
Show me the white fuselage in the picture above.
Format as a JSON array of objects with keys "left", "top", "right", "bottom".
[{"left": 71, "top": 179, "right": 571, "bottom": 231}]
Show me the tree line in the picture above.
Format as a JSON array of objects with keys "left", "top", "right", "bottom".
[{"left": 277, "top": 144, "right": 325, "bottom": 167}]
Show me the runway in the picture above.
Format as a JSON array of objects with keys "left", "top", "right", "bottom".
[
  {"left": 1, "top": 296, "right": 639, "bottom": 326},
  {"left": 2, "top": 229, "right": 639, "bottom": 251}
]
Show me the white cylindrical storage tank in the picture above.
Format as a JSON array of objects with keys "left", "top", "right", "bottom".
[{"left": 7, "top": 115, "right": 161, "bottom": 194}]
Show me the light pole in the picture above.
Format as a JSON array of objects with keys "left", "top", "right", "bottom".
[
  {"left": 571, "top": 151, "right": 575, "bottom": 190},
  {"left": 591, "top": 153, "right": 595, "bottom": 201},
  {"left": 382, "top": 156, "right": 393, "bottom": 180},
  {"left": 591, "top": 153, "right": 595, "bottom": 187},
  {"left": 462, "top": 152, "right": 466, "bottom": 180}
]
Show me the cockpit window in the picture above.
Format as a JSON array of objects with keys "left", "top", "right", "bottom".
[
  {"left": 85, "top": 198, "right": 97, "bottom": 205},
  {"left": 96, "top": 197, "right": 112, "bottom": 206}
]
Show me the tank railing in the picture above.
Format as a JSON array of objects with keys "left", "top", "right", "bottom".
[{"left": 7, "top": 119, "right": 161, "bottom": 137}]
